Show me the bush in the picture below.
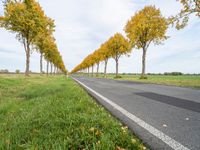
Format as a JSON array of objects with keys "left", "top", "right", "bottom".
[
  {"left": 15, "top": 69, "right": 20, "bottom": 74},
  {"left": 164, "top": 72, "right": 183, "bottom": 76},
  {"left": 114, "top": 75, "right": 122, "bottom": 79},
  {"left": 0, "top": 69, "right": 9, "bottom": 73},
  {"left": 140, "top": 76, "right": 148, "bottom": 80}
]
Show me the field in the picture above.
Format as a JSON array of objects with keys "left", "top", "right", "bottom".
[
  {"left": 87, "top": 74, "right": 200, "bottom": 89},
  {"left": 0, "top": 74, "right": 145, "bottom": 150}
]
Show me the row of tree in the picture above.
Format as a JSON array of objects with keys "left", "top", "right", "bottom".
[
  {"left": 0, "top": 0, "right": 67, "bottom": 76},
  {"left": 71, "top": 6, "right": 168, "bottom": 78},
  {"left": 71, "top": 33, "right": 131, "bottom": 78},
  {"left": 72, "top": 0, "right": 200, "bottom": 78}
]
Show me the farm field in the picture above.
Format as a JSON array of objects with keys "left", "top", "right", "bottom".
[
  {"left": 0, "top": 74, "right": 145, "bottom": 150},
  {"left": 85, "top": 74, "right": 200, "bottom": 89}
]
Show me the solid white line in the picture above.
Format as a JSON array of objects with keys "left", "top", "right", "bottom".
[{"left": 72, "top": 77, "right": 190, "bottom": 150}]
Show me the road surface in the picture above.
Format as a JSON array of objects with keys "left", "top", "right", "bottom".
[{"left": 72, "top": 75, "right": 200, "bottom": 150}]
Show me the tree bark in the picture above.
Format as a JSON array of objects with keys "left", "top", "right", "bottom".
[
  {"left": 92, "top": 65, "right": 94, "bottom": 77},
  {"left": 25, "top": 42, "right": 30, "bottom": 76},
  {"left": 46, "top": 61, "right": 49, "bottom": 76},
  {"left": 50, "top": 63, "right": 53, "bottom": 75},
  {"left": 115, "top": 58, "right": 119, "bottom": 77},
  {"left": 104, "top": 59, "right": 108, "bottom": 78},
  {"left": 96, "top": 63, "right": 99, "bottom": 77},
  {"left": 54, "top": 66, "right": 56, "bottom": 75},
  {"left": 40, "top": 53, "right": 43, "bottom": 75},
  {"left": 141, "top": 47, "right": 147, "bottom": 78},
  {"left": 88, "top": 67, "right": 90, "bottom": 76}
]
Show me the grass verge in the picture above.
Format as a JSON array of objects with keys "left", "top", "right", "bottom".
[
  {"left": 0, "top": 74, "right": 145, "bottom": 150},
  {"left": 82, "top": 73, "right": 200, "bottom": 89}
]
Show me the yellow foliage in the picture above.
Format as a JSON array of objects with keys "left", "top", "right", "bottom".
[
  {"left": 1, "top": 0, "right": 66, "bottom": 74},
  {"left": 125, "top": 5, "right": 168, "bottom": 50},
  {"left": 125, "top": 6, "right": 168, "bottom": 77},
  {"left": 107, "top": 33, "right": 131, "bottom": 60},
  {"left": 171, "top": 0, "right": 200, "bottom": 29}
]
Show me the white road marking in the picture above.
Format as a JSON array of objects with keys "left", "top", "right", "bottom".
[
  {"left": 185, "top": 118, "right": 189, "bottom": 121},
  {"left": 163, "top": 124, "right": 168, "bottom": 128},
  {"left": 72, "top": 77, "right": 190, "bottom": 150}
]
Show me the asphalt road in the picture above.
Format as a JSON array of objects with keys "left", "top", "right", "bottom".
[{"left": 72, "top": 75, "right": 200, "bottom": 150}]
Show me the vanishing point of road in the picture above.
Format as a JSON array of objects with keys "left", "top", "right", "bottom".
[{"left": 72, "top": 75, "right": 200, "bottom": 150}]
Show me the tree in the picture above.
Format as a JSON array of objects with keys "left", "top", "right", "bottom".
[
  {"left": 125, "top": 6, "right": 168, "bottom": 79},
  {"left": 107, "top": 33, "right": 130, "bottom": 78},
  {"left": 71, "top": 34, "right": 130, "bottom": 77},
  {"left": 42, "top": 36, "right": 67, "bottom": 75},
  {"left": 85, "top": 54, "right": 95, "bottom": 77},
  {"left": 0, "top": 0, "right": 66, "bottom": 75},
  {"left": 99, "top": 42, "right": 112, "bottom": 78},
  {"left": 92, "top": 50, "right": 103, "bottom": 77},
  {"left": 34, "top": 22, "right": 55, "bottom": 74},
  {"left": 171, "top": 0, "right": 200, "bottom": 29},
  {"left": 0, "top": 16, "right": 4, "bottom": 26},
  {"left": 15, "top": 69, "right": 20, "bottom": 74},
  {"left": 1, "top": 0, "right": 53, "bottom": 76}
]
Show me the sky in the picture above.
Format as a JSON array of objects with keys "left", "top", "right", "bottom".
[{"left": 0, "top": 0, "right": 200, "bottom": 73}]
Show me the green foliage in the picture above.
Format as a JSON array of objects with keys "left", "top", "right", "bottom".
[
  {"left": 139, "top": 76, "right": 148, "bottom": 80},
  {"left": 15, "top": 69, "right": 20, "bottom": 74},
  {"left": 0, "top": 69, "right": 9, "bottom": 73},
  {"left": 114, "top": 75, "right": 122, "bottom": 79},
  {"left": 164, "top": 72, "right": 183, "bottom": 76}
]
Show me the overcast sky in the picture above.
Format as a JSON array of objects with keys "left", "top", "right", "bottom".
[{"left": 0, "top": 0, "right": 200, "bottom": 73}]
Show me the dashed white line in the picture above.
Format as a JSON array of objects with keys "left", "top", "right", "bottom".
[{"left": 72, "top": 77, "right": 190, "bottom": 150}]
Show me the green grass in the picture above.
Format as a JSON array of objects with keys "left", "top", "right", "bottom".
[
  {"left": 85, "top": 73, "right": 200, "bottom": 89},
  {"left": 0, "top": 74, "right": 145, "bottom": 150}
]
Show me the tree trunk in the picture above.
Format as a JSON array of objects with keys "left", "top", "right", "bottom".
[
  {"left": 141, "top": 47, "right": 147, "bottom": 78},
  {"left": 47, "top": 61, "right": 49, "bottom": 76},
  {"left": 54, "top": 66, "right": 56, "bottom": 75},
  {"left": 25, "top": 42, "right": 30, "bottom": 76},
  {"left": 92, "top": 65, "right": 94, "bottom": 77},
  {"left": 96, "top": 63, "right": 99, "bottom": 77},
  {"left": 104, "top": 59, "right": 108, "bottom": 78},
  {"left": 115, "top": 58, "right": 119, "bottom": 77},
  {"left": 50, "top": 63, "right": 53, "bottom": 75},
  {"left": 88, "top": 67, "right": 90, "bottom": 76},
  {"left": 40, "top": 53, "right": 43, "bottom": 75}
]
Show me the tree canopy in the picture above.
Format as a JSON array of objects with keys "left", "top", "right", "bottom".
[
  {"left": 125, "top": 5, "right": 168, "bottom": 78},
  {"left": 125, "top": 6, "right": 168, "bottom": 49},
  {"left": 71, "top": 33, "right": 130, "bottom": 77},
  {"left": 171, "top": 0, "right": 200, "bottom": 29},
  {"left": 0, "top": 0, "right": 67, "bottom": 75}
]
